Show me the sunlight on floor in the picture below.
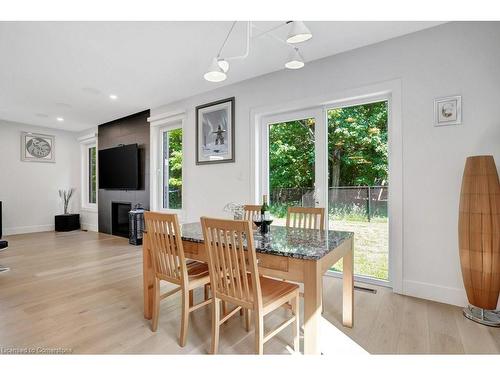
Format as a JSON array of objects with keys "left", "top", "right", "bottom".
[{"left": 318, "top": 317, "right": 367, "bottom": 355}]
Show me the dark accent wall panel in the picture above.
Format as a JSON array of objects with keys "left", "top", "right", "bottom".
[{"left": 98, "top": 110, "right": 150, "bottom": 234}]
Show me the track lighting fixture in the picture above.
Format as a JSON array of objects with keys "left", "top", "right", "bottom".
[{"left": 204, "top": 21, "right": 311, "bottom": 82}]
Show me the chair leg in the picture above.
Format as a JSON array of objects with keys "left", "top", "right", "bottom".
[
  {"left": 151, "top": 278, "right": 160, "bottom": 332},
  {"left": 204, "top": 284, "right": 209, "bottom": 300},
  {"left": 179, "top": 288, "right": 190, "bottom": 347},
  {"left": 189, "top": 290, "right": 194, "bottom": 307},
  {"left": 211, "top": 297, "right": 220, "bottom": 354},
  {"left": 244, "top": 309, "right": 251, "bottom": 332},
  {"left": 222, "top": 301, "right": 227, "bottom": 316},
  {"left": 254, "top": 312, "right": 264, "bottom": 355},
  {"left": 291, "top": 294, "right": 300, "bottom": 353}
]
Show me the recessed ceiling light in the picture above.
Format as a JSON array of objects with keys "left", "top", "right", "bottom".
[
  {"left": 109, "top": 94, "right": 118, "bottom": 100},
  {"left": 56, "top": 117, "right": 64, "bottom": 122}
]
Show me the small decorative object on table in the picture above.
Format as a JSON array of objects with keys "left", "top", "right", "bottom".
[
  {"left": 55, "top": 188, "right": 79, "bottom": 232},
  {"left": 259, "top": 195, "right": 273, "bottom": 236},
  {"left": 129, "top": 204, "right": 146, "bottom": 246},
  {"left": 223, "top": 202, "right": 245, "bottom": 220}
]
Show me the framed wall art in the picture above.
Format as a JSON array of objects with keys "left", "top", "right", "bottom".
[
  {"left": 195, "top": 97, "right": 235, "bottom": 165},
  {"left": 21, "top": 132, "right": 55, "bottom": 163},
  {"left": 434, "top": 95, "right": 462, "bottom": 126}
]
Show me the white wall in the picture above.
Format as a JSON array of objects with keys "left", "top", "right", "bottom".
[
  {"left": 150, "top": 22, "right": 500, "bottom": 307},
  {"left": 0, "top": 120, "right": 81, "bottom": 235}
]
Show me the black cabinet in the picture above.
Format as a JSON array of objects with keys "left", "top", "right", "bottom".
[{"left": 55, "top": 214, "right": 80, "bottom": 232}]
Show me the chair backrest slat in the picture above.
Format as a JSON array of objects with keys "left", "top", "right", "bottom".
[
  {"left": 201, "top": 217, "right": 261, "bottom": 310},
  {"left": 243, "top": 205, "right": 262, "bottom": 221},
  {"left": 286, "top": 207, "right": 325, "bottom": 231},
  {"left": 144, "top": 212, "right": 187, "bottom": 285}
]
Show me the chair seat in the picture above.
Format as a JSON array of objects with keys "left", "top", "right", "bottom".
[
  {"left": 186, "top": 261, "right": 209, "bottom": 279},
  {"left": 259, "top": 276, "right": 299, "bottom": 311},
  {"left": 222, "top": 275, "right": 298, "bottom": 313}
]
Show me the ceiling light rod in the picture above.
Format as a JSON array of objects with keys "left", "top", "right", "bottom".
[
  {"left": 252, "top": 23, "right": 296, "bottom": 50},
  {"left": 217, "top": 21, "right": 251, "bottom": 61},
  {"left": 251, "top": 21, "right": 292, "bottom": 40},
  {"left": 216, "top": 21, "right": 237, "bottom": 58}
]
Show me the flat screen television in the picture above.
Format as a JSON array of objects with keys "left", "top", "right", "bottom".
[{"left": 98, "top": 144, "right": 140, "bottom": 190}]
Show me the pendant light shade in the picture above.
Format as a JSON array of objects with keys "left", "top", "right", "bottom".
[
  {"left": 204, "top": 58, "right": 227, "bottom": 82},
  {"left": 285, "top": 48, "right": 305, "bottom": 69},
  {"left": 217, "top": 59, "right": 230, "bottom": 73},
  {"left": 286, "top": 21, "right": 312, "bottom": 44}
]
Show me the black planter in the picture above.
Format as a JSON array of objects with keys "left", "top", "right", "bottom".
[{"left": 55, "top": 214, "right": 80, "bottom": 232}]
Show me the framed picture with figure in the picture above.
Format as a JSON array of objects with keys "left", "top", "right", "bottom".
[
  {"left": 21, "top": 132, "right": 55, "bottom": 162},
  {"left": 195, "top": 97, "right": 235, "bottom": 165}
]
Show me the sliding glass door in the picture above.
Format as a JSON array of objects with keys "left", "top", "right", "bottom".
[
  {"left": 261, "top": 100, "right": 389, "bottom": 284},
  {"left": 261, "top": 108, "right": 326, "bottom": 227},
  {"left": 326, "top": 101, "right": 389, "bottom": 282}
]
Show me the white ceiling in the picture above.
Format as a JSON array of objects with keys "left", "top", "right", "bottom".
[{"left": 0, "top": 21, "right": 444, "bottom": 132}]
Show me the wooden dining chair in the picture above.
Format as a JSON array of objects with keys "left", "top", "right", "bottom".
[
  {"left": 285, "top": 206, "right": 326, "bottom": 311},
  {"left": 243, "top": 204, "right": 262, "bottom": 221},
  {"left": 144, "top": 212, "right": 212, "bottom": 347},
  {"left": 201, "top": 217, "right": 300, "bottom": 355},
  {"left": 286, "top": 206, "right": 325, "bottom": 231}
]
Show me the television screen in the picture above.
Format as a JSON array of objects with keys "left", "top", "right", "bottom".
[{"left": 98, "top": 144, "right": 139, "bottom": 190}]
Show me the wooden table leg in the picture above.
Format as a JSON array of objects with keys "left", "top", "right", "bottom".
[
  {"left": 342, "top": 237, "right": 354, "bottom": 328},
  {"left": 303, "top": 260, "right": 322, "bottom": 355},
  {"left": 143, "top": 239, "right": 153, "bottom": 320}
]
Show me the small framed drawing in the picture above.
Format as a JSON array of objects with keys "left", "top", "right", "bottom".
[
  {"left": 196, "top": 97, "right": 235, "bottom": 165},
  {"left": 434, "top": 95, "right": 462, "bottom": 126},
  {"left": 21, "top": 132, "right": 55, "bottom": 162}
]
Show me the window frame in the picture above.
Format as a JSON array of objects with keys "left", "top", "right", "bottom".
[
  {"left": 148, "top": 112, "right": 186, "bottom": 215},
  {"left": 159, "top": 124, "right": 183, "bottom": 211},
  {"left": 79, "top": 134, "right": 98, "bottom": 212}
]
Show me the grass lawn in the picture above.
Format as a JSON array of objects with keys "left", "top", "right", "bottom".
[
  {"left": 273, "top": 217, "right": 388, "bottom": 281},
  {"left": 329, "top": 219, "right": 388, "bottom": 280}
]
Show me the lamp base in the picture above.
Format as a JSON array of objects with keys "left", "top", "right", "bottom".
[{"left": 463, "top": 305, "right": 500, "bottom": 327}]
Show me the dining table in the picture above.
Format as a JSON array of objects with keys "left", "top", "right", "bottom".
[{"left": 143, "top": 222, "right": 354, "bottom": 355}]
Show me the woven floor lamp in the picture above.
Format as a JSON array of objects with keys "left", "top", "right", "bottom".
[{"left": 458, "top": 155, "right": 500, "bottom": 326}]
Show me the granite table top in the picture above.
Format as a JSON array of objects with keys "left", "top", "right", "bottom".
[{"left": 180, "top": 222, "right": 353, "bottom": 261}]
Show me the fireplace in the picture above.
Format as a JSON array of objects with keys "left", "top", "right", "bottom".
[{"left": 111, "top": 202, "right": 131, "bottom": 238}]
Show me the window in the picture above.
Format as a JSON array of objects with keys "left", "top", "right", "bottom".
[
  {"left": 88, "top": 146, "right": 97, "bottom": 204},
  {"left": 161, "top": 127, "right": 182, "bottom": 209},
  {"left": 79, "top": 134, "right": 97, "bottom": 211}
]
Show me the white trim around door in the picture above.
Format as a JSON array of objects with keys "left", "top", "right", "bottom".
[{"left": 249, "top": 79, "right": 403, "bottom": 293}]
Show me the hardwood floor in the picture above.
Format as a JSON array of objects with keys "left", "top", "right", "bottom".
[{"left": 0, "top": 230, "right": 498, "bottom": 354}]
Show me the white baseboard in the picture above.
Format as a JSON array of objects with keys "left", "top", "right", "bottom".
[
  {"left": 81, "top": 223, "right": 98, "bottom": 232},
  {"left": 403, "top": 279, "right": 467, "bottom": 307},
  {"left": 4, "top": 224, "right": 55, "bottom": 236}
]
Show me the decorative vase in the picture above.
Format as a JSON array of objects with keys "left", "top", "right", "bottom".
[{"left": 458, "top": 155, "right": 500, "bottom": 326}]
